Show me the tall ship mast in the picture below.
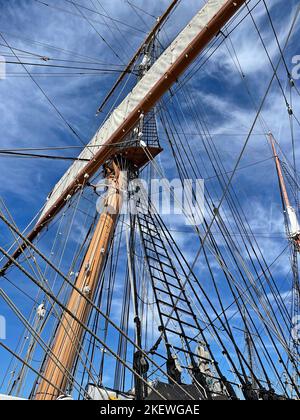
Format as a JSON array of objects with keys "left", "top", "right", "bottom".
[
  {"left": 0, "top": 0, "right": 299, "bottom": 401},
  {"left": 268, "top": 133, "right": 300, "bottom": 398}
]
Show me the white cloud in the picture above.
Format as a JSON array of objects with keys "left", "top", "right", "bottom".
[{"left": 0, "top": 0, "right": 299, "bottom": 394}]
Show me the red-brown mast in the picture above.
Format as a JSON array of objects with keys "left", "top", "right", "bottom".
[{"left": 269, "top": 133, "right": 300, "bottom": 252}]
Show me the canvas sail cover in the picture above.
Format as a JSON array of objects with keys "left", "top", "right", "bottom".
[{"left": 38, "top": 0, "right": 239, "bottom": 223}]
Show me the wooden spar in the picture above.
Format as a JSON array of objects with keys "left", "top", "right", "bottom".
[
  {"left": 35, "top": 162, "right": 124, "bottom": 400},
  {"left": 0, "top": 0, "right": 247, "bottom": 275},
  {"left": 96, "top": 0, "right": 180, "bottom": 114},
  {"left": 269, "top": 133, "right": 292, "bottom": 209},
  {"left": 269, "top": 133, "right": 300, "bottom": 251}
]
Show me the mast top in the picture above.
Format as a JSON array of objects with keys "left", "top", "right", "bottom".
[{"left": 0, "top": 0, "right": 247, "bottom": 276}]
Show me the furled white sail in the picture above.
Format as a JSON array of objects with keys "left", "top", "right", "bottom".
[{"left": 39, "top": 0, "right": 238, "bottom": 222}]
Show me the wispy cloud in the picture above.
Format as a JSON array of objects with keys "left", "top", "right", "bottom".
[{"left": 0, "top": 0, "right": 299, "bottom": 395}]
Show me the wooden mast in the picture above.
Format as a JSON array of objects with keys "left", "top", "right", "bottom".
[
  {"left": 269, "top": 133, "right": 300, "bottom": 251},
  {"left": 35, "top": 161, "right": 124, "bottom": 400}
]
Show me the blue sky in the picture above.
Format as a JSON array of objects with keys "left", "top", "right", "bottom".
[{"left": 0, "top": 0, "right": 299, "bottom": 398}]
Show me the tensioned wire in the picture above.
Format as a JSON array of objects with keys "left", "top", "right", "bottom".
[
  {"left": 89, "top": 0, "right": 138, "bottom": 60},
  {"left": 0, "top": 244, "right": 172, "bottom": 400},
  {"left": 141, "top": 140, "right": 300, "bottom": 376},
  {"left": 176, "top": 82, "right": 294, "bottom": 331},
  {"left": 157, "top": 105, "right": 292, "bottom": 392},
  {"left": 33, "top": 0, "right": 147, "bottom": 35},
  {"left": 135, "top": 186, "right": 262, "bottom": 392},
  {"left": 142, "top": 127, "right": 300, "bottom": 388},
  {"left": 145, "top": 113, "right": 298, "bottom": 388},
  {"left": 0, "top": 289, "right": 96, "bottom": 399},
  {"left": 0, "top": 213, "right": 197, "bottom": 400},
  {"left": 88, "top": 1, "right": 300, "bottom": 390},
  {"left": 161, "top": 2, "right": 300, "bottom": 343},
  {"left": 2, "top": 185, "right": 104, "bottom": 398},
  {"left": 4, "top": 179, "right": 115, "bottom": 398}
]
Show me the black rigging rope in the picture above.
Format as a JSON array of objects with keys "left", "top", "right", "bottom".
[
  {"left": 0, "top": 151, "right": 89, "bottom": 161},
  {"left": 0, "top": 33, "right": 88, "bottom": 148},
  {"left": 1, "top": 59, "right": 135, "bottom": 73},
  {"left": 33, "top": 0, "right": 147, "bottom": 35},
  {"left": 125, "top": 1, "right": 157, "bottom": 20},
  {"left": 69, "top": 0, "right": 125, "bottom": 64},
  {"left": 0, "top": 30, "right": 110, "bottom": 64},
  {"left": 178, "top": 3, "right": 300, "bottom": 312}
]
